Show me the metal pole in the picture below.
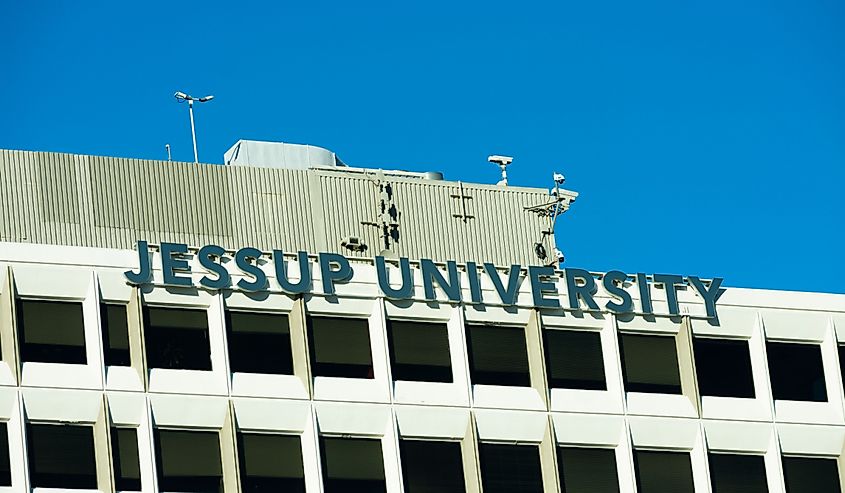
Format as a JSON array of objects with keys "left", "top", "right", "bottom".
[{"left": 188, "top": 100, "right": 198, "bottom": 163}]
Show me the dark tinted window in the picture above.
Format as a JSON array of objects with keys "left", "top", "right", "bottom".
[
  {"left": 238, "top": 433, "right": 305, "bottom": 492},
  {"left": 27, "top": 423, "right": 97, "bottom": 488},
  {"left": 102, "top": 303, "right": 131, "bottom": 366},
  {"left": 783, "top": 456, "right": 841, "bottom": 493},
  {"left": 619, "top": 334, "right": 681, "bottom": 394},
  {"left": 694, "top": 338, "right": 755, "bottom": 398},
  {"left": 478, "top": 443, "right": 543, "bottom": 493},
  {"left": 227, "top": 311, "right": 293, "bottom": 375},
  {"left": 17, "top": 300, "right": 86, "bottom": 364},
  {"left": 400, "top": 440, "right": 465, "bottom": 492},
  {"left": 839, "top": 345, "right": 845, "bottom": 394},
  {"left": 308, "top": 317, "right": 373, "bottom": 379},
  {"left": 387, "top": 320, "right": 452, "bottom": 383},
  {"left": 466, "top": 325, "right": 530, "bottom": 387},
  {"left": 633, "top": 450, "right": 694, "bottom": 493},
  {"left": 320, "top": 437, "right": 386, "bottom": 493},
  {"left": 154, "top": 429, "right": 222, "bottom": 492},
  {"left": 0, "top": 423, "right": 10, "bottom": 486},
  {"left": 112, "top": 428, "right": 141, "bottom": 491},
  {"left": 708, "top": 453, "right": 767, "bottom": 493},
  {"left": 558, "top": 447, "right": 619, "bottom": 493},
  {"left": 767, "top": 342, "right": 827, "bottom": 402},
  {"left": 545, "top": 329, "right": 606, "bottom": 390},
  {"left": 144, "top": 307, "right": 211, "bottom": 371}
]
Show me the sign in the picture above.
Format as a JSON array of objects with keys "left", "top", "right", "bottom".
[{"left": 124, "top": 241, "right": 724, "bottom": 319}]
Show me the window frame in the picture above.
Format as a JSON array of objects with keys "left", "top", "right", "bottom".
[
  {"left": 101, "top": 302, "right": 132, "bottom": 367},
  {"left": 307, "top": 315, "right": 375, "bottom": 379},
  {"left": 318, "top": 435, "right": 387, "bottom": 493},
  {"left": 26, "top": 422, "right": 98, "bottom": 489},
  {"left": 153, "top": 427, "right": 224, "bottom": 493},
  {"left": 236, "top": 431, "right": 306, "bottom": 492},
  {"left": 477, "top": 441, "right": 544, "bottom": 493},
  {"left": 143, "top": 305, "right": 213, "bottom": 372},
  {"left": 766, "top": 340, "right": 828, "bottom": 402},
  {"left": 618, "top": 332, "right": 682, "bottom": 395},
  {"left": 225, "top": 309, "right": 294, "bottom": 375},
  {"left": 386, "top": 318, "right": 453, "bottom": 383},
  {"left": 465, "top": 323, "right": 532, "bottom": 387},
  {"left": 543, "top": 327, "right": 608, "bottom": 391},
  {"left": 398, "top": 438, "right": 466, "bottom": 492},
  {"left": 16, "top": 298, "right": 88, "bottom": 365}
]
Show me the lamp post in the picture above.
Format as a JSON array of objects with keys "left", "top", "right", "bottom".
[{"left": 174, "top": 91, "right": 214, "bottom": 163}]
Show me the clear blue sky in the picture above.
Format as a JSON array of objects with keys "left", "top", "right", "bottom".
[{"left": 1, "top": 1, "right": 843, "bottom": 293}]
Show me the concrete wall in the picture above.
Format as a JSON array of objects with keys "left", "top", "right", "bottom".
[{"left": 0, "top": 243, "right": 843, "bottom": 492}]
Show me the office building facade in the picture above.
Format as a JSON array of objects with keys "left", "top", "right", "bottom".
[{"left": 0, "top": 144, "right": 843, "bottom": 492}]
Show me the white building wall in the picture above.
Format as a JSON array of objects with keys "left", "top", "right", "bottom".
[{"left": 0, "top": 242, "right": 844, "bottom": 492}]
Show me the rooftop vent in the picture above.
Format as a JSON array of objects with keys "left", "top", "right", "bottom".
[
  {"left": 224, "top": 140, "right": 345, "bottom": 169},
  {"left": 223, "top": 139, "right": 444, "bottom": 181}
]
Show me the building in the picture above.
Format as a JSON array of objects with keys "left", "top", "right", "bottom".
[{"left": 0, "top": 142, "right": 843, "bottom": 493}]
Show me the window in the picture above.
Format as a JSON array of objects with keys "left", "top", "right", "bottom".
[
  {"left": 633, "top": 450, "right": 694, "bottom": 493},
  {"left": 102, "top": 303, "right": 131, "bottom": 366},
  {"left": 619, "top": 334, "right": 681, "bottom": 394},
  {"left": 226, "top": 311, "right": 293, "bottom": 374},
  {"left": 154, "top": 429, "right": 222, "bottom": 493},
  {"left": 0, "top": 423, "right": 10, "bottom": 486},
  {"left": 237, "top": 433, "right": 305, "bottom": 492},
  {"left": 27, "top": 423, "right": 97, "bottom": 489},
  {"left": 387, "top": 320, "right": 452, "bottom": 383},
  {"left": 478, "top": 443, "right": 543, "bottom": 493},
  {"left": 558, "top": 447, "right": 619, "bottom": 493},
  {"left": 399, "top": 439, "right": 465, "bottom": 492},
  {"left": 17, "top": 299, "right": 86, "bottom": 364},
  {"left": 708, "top": 453, "right": 767, "bottom": 493},
  {"left": 320, "top": 436, "right": 386, "bottom": 492},
  {"left": 782, "top": 456, "right": 841, "bottom": 493},
  {"left": 767, "top": 342, "right": 827, "bottom": 402},
  {"left": 112, "top": 427, "right": 141, "bottom": 491},
  {"left": 144, "top": 307, "right": 211, "bottom": 371},
  {"left": 466, "top": 324, "right": 530, "bottom": 387},
  {"left": 544, "top": 329, "right": 606, "bottom": 390},
  {"left": 839, "top": 345, "right": 845, "bottom": 395},
  {"left": 308, "top": 316, "right": 373, "bottom": 379},
  {"left": 694, "top": 338, "right": 755, "bottom": 398}
]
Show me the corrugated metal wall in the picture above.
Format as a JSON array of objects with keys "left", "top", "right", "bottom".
[{"left": 0, "top": 149, "right": 558, "bottom": 265}]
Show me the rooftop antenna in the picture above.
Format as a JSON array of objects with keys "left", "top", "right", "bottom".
[
  {"left": 524, "top": 171, "right": 575, "bottom": 267},
  {"left": 174, "top": 91, "right": 214, "bottom": 163},
  {"left": 488, "top": 155, "right": 513, "bottom": 186},
  {"left": 165, "top": 143, "right": 172, "bottom": 162}
]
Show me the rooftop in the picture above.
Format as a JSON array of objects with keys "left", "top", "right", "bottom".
[{"left": 0, "top": 146, "right": 577, "bottom": 266}]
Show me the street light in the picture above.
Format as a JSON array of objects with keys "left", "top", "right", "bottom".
[{"left": 174, "top": 91, "right": 214, "bottom": 163}]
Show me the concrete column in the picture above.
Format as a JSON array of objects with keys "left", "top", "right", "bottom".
[
  {"left": 539, "top": 415, "right": 561, "bottom": 493},
  {"left": 289, "top": 297, "right": 313, "bottom": 398},
  {"left": 0, "top": 266, "right": 20, "bottom": 383},
  {"left": 764, "top": 430, "right": 786, "bottom": 493},
  {"left": 461, "top": 413, "right": 482, "bottom": 493},
  {"left": 219, "top": 402, "right": 240, "bottom": 493},
  {"left": 94, "top": 395, "right": 115, "bottom": 493},
  {"left": 526, "top": 310, "right": 550, "bottom": 409},
  {"left": 126, "top": 287, "right": 147, "bottom": 389},
  {"left": 677, "top": 316, "right": 701, "bottom": 416}
]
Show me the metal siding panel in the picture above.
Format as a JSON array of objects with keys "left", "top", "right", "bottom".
[{"left": 0, "top": 150, "right": 555, "bottom": 266}]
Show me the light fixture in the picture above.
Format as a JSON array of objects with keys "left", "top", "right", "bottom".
[{"left": 174, "top": 91, "right": 214, "bottom": 163}]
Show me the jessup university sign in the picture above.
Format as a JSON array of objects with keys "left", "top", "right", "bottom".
[{"left": 124, "top": 241, "right": 724, "bottom": 320}]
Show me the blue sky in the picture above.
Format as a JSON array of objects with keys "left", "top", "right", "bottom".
[{"left": 1, "top": 1, "right": 843, "bottom": 293}]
